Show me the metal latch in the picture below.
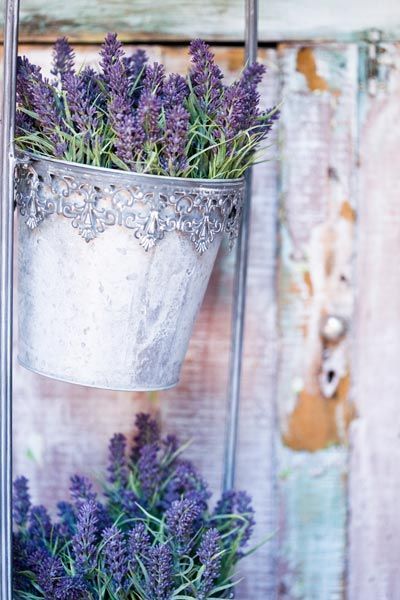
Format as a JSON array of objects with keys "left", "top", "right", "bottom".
[{"left": 362, "top": 28, "right": 396, "bottom": 95}]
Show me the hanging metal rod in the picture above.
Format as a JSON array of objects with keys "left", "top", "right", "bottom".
[
  {"left": 0, "top": 0, "right": 20, "bottom": 595},
  {"left": 223, "top": 0, "right": 258, "bottom": 492}
]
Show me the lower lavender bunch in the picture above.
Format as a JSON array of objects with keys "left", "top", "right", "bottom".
[{"left": 12, "top": 412, "right": 259, "bottom": 600}]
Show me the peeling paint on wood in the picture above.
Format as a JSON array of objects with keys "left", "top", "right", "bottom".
[
  {"left": 296, "top": 48, "right": 329, "bottom": 92},
  {"left": 1, "top": 1, "right": 400, "bottom": 43},
  {"left": 348, "top": 43, "right": 400, "bottom": 600},
  {"left": 276, "top": 44, "right": 358, "bottom": 597}
]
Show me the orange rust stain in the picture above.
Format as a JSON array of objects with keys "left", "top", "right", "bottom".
[
  {"left": 303, "top": 271, "right": 313, "bottom": 296},
  {"left": 283, "top": 373, "right": 356, "bottom": 451},
  {"left": 296, "top": 47, "right": 329, "bottom": 92},
  {"left": 340, "top": 200, "right": 357, "bottom": 222}
]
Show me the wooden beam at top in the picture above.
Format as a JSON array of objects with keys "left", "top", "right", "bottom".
[{"left": 1, "top": 0, "right": 400, "bottom": 44}]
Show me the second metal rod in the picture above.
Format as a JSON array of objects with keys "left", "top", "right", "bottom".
[{"left": 223, "top": 0, "right": 258, "bottom": 492}]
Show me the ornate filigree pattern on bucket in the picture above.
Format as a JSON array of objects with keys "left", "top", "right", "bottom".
[{"left": 15, "top": 157, "right": 244, "bottom": 253}]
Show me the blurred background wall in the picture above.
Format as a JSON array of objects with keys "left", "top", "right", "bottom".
[{"left": 3, "top": 1, "right": 400, "bottom": 597}]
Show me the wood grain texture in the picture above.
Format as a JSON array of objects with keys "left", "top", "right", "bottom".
[
  {"left": 276, "top": 44, "right": 358, "bottom": 598},
  {"left": 348, "top": 43, "right": 400, "bottom": 600},
  {"left": 1, "top": 0, "right": 400, "bottom": 43},
  {"left": 11, "top": 45, "right": 280, "bottom": 599}
]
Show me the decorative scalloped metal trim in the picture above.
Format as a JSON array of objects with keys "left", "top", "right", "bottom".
[{"left": 15, "top": 158, "right": 244, "bottom": 254}]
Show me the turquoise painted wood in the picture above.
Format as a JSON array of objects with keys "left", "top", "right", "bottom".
[{"left": 2, "top": 0, "right": 400, "bottom": 42}]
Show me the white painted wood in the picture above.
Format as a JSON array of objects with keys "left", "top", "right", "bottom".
[{"left": 348, "top": 43, "right": 400, "bottom": 600}]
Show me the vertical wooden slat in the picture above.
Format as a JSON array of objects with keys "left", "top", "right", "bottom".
[
  {"left": 348, "top": 43, "right": 400, "bottom": 600},
  {"left": 276, "top": 43, "right": 358, "bottom": 598}
]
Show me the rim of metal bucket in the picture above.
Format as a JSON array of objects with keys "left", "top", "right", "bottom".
[
  {"left": 15, "top": 152, "right": 245, "bottom": 252},
  {"left": 18, "top": 152, "right": 245, "bottom": 189}
]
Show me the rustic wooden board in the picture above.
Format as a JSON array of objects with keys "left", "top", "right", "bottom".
[
  {"left": 348, "top": 43, "right": 400, "bottom": 600},
  {"left": 275, "top": 43, "right": 358, "bottom": 598},
  {"left": 1, "top": 0, "right": 400, "bottom": 43},
  {"left": 11, "top": 45, "right": 280, "bottom": 599}
]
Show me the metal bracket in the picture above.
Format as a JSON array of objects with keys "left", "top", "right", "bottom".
[{"left": 362, "top": 28, "right": 396, "bottom": 96}]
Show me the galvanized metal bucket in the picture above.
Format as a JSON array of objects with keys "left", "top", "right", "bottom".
[{"left": 15, "top": 155, "right": 244, "bottom": 391}]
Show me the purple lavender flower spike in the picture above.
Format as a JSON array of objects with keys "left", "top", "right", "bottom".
[
  {"left": 55, "top": 576, "right": 88, "bottom": 600},
  {"left": 163, "top": 73, "right": 188, "bottom": 111},
  {"left": 63, "top": 71, "right": 99, "bottom": 138},
  {"left": 51, "top": 37, "right": 75, "bottom": 82},
  {"left": 162, "top": 460, "right": 210, "bottom": 510},
  {"left": 166, "top": 498, "right": 202, "bottom": 552},
  {"left": 70, "top": 474, "right": 97, "bottom": 509},
  {"left": 214, "top": 490, "right": 255, "bottom": 549},
  {"left": 189, "top": 39, "right": 224, "bottom": 113},
  {"left": 72, "top": 499, "right": 99, "bottom": 572},
  {"left": 146, "top": 544, "right": 173, "bottom": 600},
  {"left": 131, "top": 413, "right": 160, "bottom": 462},
  {"left": 16, "top": 56, "right": 41, "bottom": 107},
  {"left": 99, "top": 32, "right": 125, "bottom": 89},
  {"left": 143, "top": 61, "right": 165, "bottom": 94},
  {"left": 27, "top": 72, "right": 67, "bottom": 156},
  {"left": 108, "top": 99, "right": 137, "bottom": 168},
  {"left": 13, "top": 476, "right": 31, "bottom": 528},
  {"left": 137, "top": 442, "right": 160, "bottom": 501},
  {"left": 162, "top": 105, "right": 189, "bottom": 176},
  {"left": 102, "top": 525, "right": 128, "bottom": 591},
  {"left": 197, "top": 528, "right": 222, "bottom": 598},
  {"left": 108, "top": 433, "right": 129, "bottom": 486},
  {"left": 28, "top": 505, "right": 52, "bottom": 542},
  {"left": 128, "top": 522, "right": 151, "bottom": 567},
  {"left": 216, "top": 62, "right": 267, "bottom": 150}
]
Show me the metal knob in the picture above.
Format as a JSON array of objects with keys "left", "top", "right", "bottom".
[{"left": 320, "top": 315, "right": 347, "bottom": 343}]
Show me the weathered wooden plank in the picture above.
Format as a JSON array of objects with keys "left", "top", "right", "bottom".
[
  {"left": 276, "top": 43, "right": 358, "bottom": 598},
  {"left": 11, "top": 45, "right": 280, "bottom": 599},
  {"left": 1, "top": 0, "right": 400, "bottom": 43},
  {"left": 348, "top": 43, "right": 400, "bottom": 600}
]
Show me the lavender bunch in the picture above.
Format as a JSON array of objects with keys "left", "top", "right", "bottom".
[
  {"left": 13, "top": 412, "right": 260, "bottom": 599},
  {"left": 16, "top": 34, "right": 279, "bottom": 179}
]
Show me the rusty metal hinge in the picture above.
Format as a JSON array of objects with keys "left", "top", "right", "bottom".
[{"left": 362, "top": 29, "right": 396, "bottom": 95}]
